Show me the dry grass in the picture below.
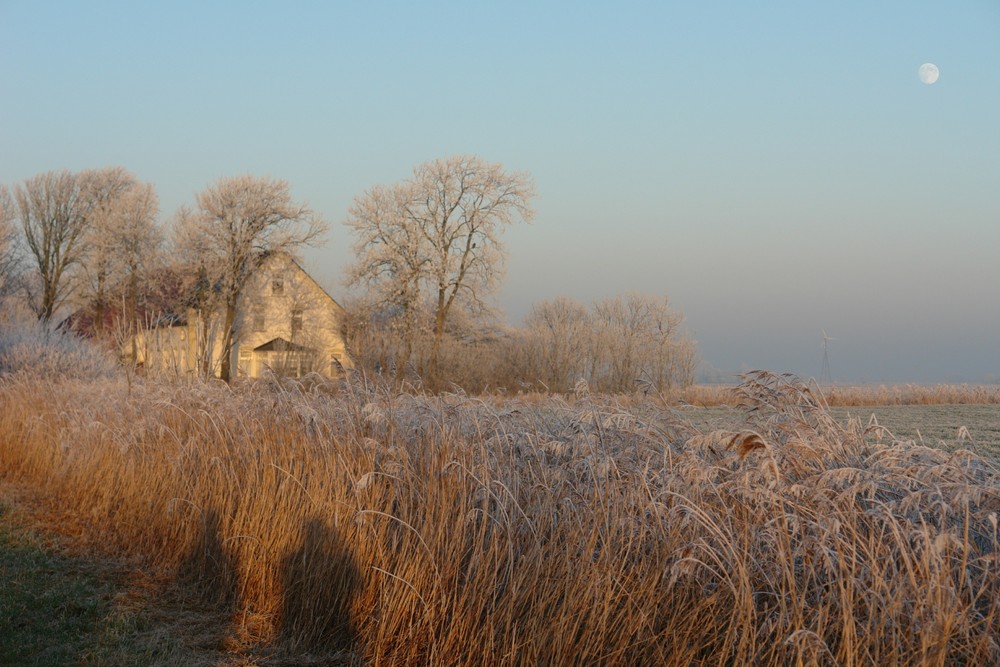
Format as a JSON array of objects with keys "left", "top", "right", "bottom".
[
  {"left": 821, "top": 384, "right": 1000, "bottom": 406},
  {"left": 1, "top": 370, "right": 998, "bottom": 665},
  {"left": 672, "top": 382, "right": 1000, "bottom": 407}
]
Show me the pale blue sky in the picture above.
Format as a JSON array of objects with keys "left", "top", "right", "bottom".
[{"left": 2, "top": 1, "right": 998, "bottom": 382}]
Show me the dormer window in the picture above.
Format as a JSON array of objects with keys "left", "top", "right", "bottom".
[{"left": 272, "top": 277, "right": 284, "bottom": 295}]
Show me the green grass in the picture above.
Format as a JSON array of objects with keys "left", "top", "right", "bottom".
[
  {"left": 0, "top": 494, "right": 356, "bottom": 666},
  {"left": 0, "top": 499, "right": 190, "bottom": 667},
  {"left": 2, "top": 501, "right": 120, "bottom": 666}
]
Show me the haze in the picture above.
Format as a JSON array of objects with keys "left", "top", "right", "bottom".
[{"left": 2, "top": 1, "right": 998, "bottom": 383}]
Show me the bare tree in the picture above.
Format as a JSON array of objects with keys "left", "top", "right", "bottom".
[
  {"left": 522, "top": 297, "right": 590, "bottom": 392},
  {"left": 591, "top": 294, "right": 660, "bottom": 391},
  {"left": 175, "top": 175, "right": 327, "bottom": 383},
  {"left": 168, "top": 205, "right": 222, "bottom": 378},
  {"left": 113, "top": 182, "right": 161, "bottom": 313},
  {"left": 513, "top": 293, "right": 697, "bottom": 394},
  {"left": 78, "top": 167, "right": 136, "bottom": 327},
  {"left": 0, "top": 185, "right": 20, "bottom": 299},
  {"left": 344, "top": 183, "right": 429, "bottom": 379},
  {"left": 105, "top": 182, "right": 162, "bottom": 361},
  {"left": 589, "top": 293, "right": 695, "bottom": 393},
  {"left": 345, "top": 155, "right": 535, "bottom": 387},
  {"left": 11, "top": 170, "right": 91, "bottom": 321},
  {"left": 78, "top": 168, "right": 161, "bottom": 337}
]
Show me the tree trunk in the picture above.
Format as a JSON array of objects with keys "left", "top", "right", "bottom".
[
  {"left": 127, "top": 270, "right": 138, "bottom": 365},
  {"left": 395, "top": 305, "right": 415, "bottom": 384},
  {"left": 219, "top": 302, "right": 236, "bottom": 383},
  {"left": 93, "top": 270, "right": 107, "bottom": 337},
  {"left": 40, "top": 278, "right": 57, "bottom": 322},
  {"left": 429, "top": 287, "right": 447, "bottom": 389}
]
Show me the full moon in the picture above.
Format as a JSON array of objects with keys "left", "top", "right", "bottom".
[{"left": 919, "top": 63, "right": 940, "bottom": 85}]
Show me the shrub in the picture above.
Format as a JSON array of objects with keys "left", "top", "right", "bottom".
[{"left": 0, "top": 315, "right": 117, "bottom": 380}]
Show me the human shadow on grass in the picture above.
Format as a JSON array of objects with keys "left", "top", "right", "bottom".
[
  {"left": 279, "top": 516, "right": 362, "bottom": 657},
  {"left": 177, "top": 508, "right": 240, "bottom": 610}
]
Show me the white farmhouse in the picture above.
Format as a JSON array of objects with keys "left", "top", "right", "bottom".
[{"left": 134, "top": 253, "right": 352, "bottom": 379}]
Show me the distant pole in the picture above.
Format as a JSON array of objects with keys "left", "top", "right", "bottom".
[{"left": 820, "top": 330, "right": 834, "bottom": 384}]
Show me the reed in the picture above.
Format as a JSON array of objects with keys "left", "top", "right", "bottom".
[{"left": 0, "top": 370, "right": 997, "bottom": 665}]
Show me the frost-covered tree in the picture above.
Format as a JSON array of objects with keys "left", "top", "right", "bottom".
[
  {"left": 108, "top": 182, "right": 161, "bottom": 325},
  {"left": 590, "top": 293, "right": 693, "bottom": 392},
  {"left": 11, "top": 170, "right": 91, "bottom": 321},
  {"left": 0, "top": 185, "right": 20, "bottom": 299},
  {"left": 175, "top": 175, "right": 327, "bottom": 382},
  {"left": 517, "top": 293, "right": 697, "bottom": 394},
  {"left": 345, "top": 155, "right": 535, "bottom": 386},
  {"left": 344, "top": 183, "right": 430, "bottom": 380},
  {"left": 521, "top": 297, "right": 591, "bottom": 392},
  {"left": 78, "top": 168, "right": 162, "bottom": 336},
  {"left": 9, "top": 167, "right": 160, "bottom": 323}
]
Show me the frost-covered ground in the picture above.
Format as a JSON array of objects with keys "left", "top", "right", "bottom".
[{"left": 678, "top": 404, "right": 1000, "bottom": 461}]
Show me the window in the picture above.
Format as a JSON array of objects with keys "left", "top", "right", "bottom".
[
  {"left": 272, "top": 277, "right": 284, "bottom": 295},
  {"left": 252, "top": 308, "right": 265, "bottom": 332},
  {"left": 291, "top": 309, "right": 303, "bottom": 336}
]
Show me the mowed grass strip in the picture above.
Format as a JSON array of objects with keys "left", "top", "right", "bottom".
[
  {"left": 0, "top": 490, "right": 356, "bottom": 667},
  {"left": 0, "top": 497, "right": 136, "bottom": 666},
  {"left": 0, "top": 495, "right": 246, "bottom": 667}
]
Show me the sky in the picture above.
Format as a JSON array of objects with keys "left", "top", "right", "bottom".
[{"left": 2, "top": 1, "right": 998, "bottom": 383}]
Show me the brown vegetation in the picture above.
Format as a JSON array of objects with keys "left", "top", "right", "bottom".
[
  {"left": 670, "top": 382, "right": 1000, "bottom": 408},
  {"left": 1, "top": 370, "right": 998, "bottom": 664},
  {"left": 343, "top": 292, "right": 698, "bottom": 396},
  {"left": 344, "top": 155, "right": 535, "bottom": 389},
  {"left": 821, "top": 383, "right": 1000, "bottom": 406}
]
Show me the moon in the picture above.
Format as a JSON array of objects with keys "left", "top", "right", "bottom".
[{"left": 919, "top": 63, "right": 939, "bottom": 85}]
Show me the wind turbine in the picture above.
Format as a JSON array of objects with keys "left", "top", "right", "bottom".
[{"left": 820, "top": 329, "right": 835, "bottom": 384}]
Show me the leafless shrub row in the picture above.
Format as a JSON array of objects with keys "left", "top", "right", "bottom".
[{"left": 345, "top": 292, "right": 698, "bottom": 395}]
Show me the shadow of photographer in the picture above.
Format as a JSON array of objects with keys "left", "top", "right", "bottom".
[
  {"left": 177, "top": 507, "right": 240, "bottom": 609},
  {"left": 280, "top": 516, "right": 361, "bottom": 655}
]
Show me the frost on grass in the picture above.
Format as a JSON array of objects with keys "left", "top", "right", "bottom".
[
  {"left": 0, "top": 316, "right": 117, "bottom": 380},
  {"left": 0, "top": 369, "right": 998, "bottom": 665}
]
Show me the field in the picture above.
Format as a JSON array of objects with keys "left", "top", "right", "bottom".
[
  {"left": 1, "top": 371, "right": 999, "bottom": 665},
  {"left": 680, "top": 404, "right": 1000, "bottom": 461}
]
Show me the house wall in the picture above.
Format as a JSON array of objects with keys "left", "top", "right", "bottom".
[
  {"left": 133, "top": 312, "right": 226, "bottom": 377},
  {"left": 133, "top": 324, "right": 190, "bottom": 375},
  {"left": 232, "top": 254, "right": 352, "bottom": 378},
  {"left": 133, "top": 254, "right": 352, "bottom": 379}
]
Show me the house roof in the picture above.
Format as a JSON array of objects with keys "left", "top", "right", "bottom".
[
  {"left": 60, "top": 302, "right": 185, "bottom": 338},
  {"left": 133, "top": 252, "right": 346, "bottom": 334},
  {"left": 264, "top": 251, "right": 347, "bottom": 313},
  {"left": 253, "top": 337, "right": 312, "bottom": 353}
]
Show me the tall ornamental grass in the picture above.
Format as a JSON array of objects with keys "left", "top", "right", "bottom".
[{"left": 0, "top": 371, "right": 997, "bottom": 665}]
